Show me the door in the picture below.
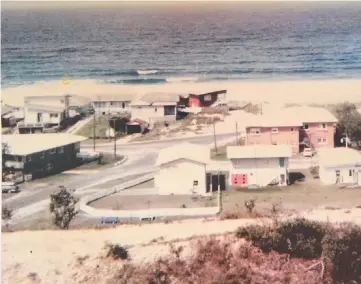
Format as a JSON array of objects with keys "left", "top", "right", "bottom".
[
  {"left": 219, "top": 174, "right": 226, "bottom": 191},
  {"left": 206, "top": 173, "right": 211, "bottom": 193},
  {"left": 37, "top": 113, "right": 43, "bottom": 123},
  {"left": 211, "top": 175, "right": 218, "bottom": 192}
]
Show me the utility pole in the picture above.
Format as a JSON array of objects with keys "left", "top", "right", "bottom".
[
  {"left": 213, "top": 117, "right": 217, "bottom": 153},
  {"left": 109, "top": 117, "right": 117, "bottom": 159},
  {"left": 93, "top": 112, "right": 96, "bottom": 151},
  {"left": 236, "top": 122, "right": 239, "bottom": 145}
]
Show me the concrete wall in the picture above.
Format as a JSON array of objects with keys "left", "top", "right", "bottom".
[
  {"left": 154, "top": 159, "right": 207, "bottom": 195},
  {"left": 229, "top": 157, "right": 289, "bottom": 187},
  {"left": 246, "top": 126, "right": 300, "bottom": 154},
  {"left": 302, "top": 122, "right": 335, "bottom": 149}
]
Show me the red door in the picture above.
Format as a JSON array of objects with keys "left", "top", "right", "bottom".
[{"left": 232, "top": 174, "right": 248, "bottom": 186}]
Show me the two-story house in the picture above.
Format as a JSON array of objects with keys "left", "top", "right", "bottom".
[
  {"left": 91, "top": 94, "right": 133, "bottom": 115},
  {"left": 130, "top": 92, "right": 180, "bottom": 126},
  {"left": 2, "top": 133, "right": 87, "bottom": 181},
  {"left": 245, "top": 115, "right": 303, "bottom": 155},
  {"left": 227, "top": 145, "right": 292, "bottom": 188},
  {"left": 281, "top": 106, "right": 338, "bottom": 150}
]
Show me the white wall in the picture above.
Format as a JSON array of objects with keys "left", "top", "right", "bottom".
[
  {"left": 155, "top": 159, "right": 207, "bottom": 195},
  {"left": 319, "top": 165, "right": 361, "bottom": 185},
  {"left": 25, "top": 96, "right": 68, "bottom": 109},
  {"left": 92, "top": 101, "right": 131, "bottom": 115},
  {"left": 24, "top": 109, "right": 63, "bottom": 125},
  {"left": 229, "top": 157, "right": 289, "bottom": 187}
]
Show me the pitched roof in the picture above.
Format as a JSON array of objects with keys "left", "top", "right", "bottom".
[
  {"left": 318, "top": 148, "right": 361, "bottom": 167},
  {"left": 156, "top": 143, "right": 211, "bottom": 166},
  {"left": 227, "top": 145, "right": 293, "bottom": 159},
  {"left": 140, "top": 92, "right": 181, "bottom": 104},
  {"left": 2, "top": 134, "right": 87, "bottom": 156},
  {"left": 1, "top": 104, "right": 14, "bottom": 116},
  {"left": 280, "top": 106, "right": 338, "bottom": 123},
  {"left": 245, "top": 113, "right": 303, "bottom": 128}
]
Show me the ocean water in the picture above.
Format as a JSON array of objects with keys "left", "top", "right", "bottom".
[{"left": 2, "top": 2, "right": 361, "bottom": 88}]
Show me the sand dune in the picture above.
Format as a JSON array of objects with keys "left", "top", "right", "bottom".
[{"left": 2, "top": 78, "right": 361, "bottom": 107}]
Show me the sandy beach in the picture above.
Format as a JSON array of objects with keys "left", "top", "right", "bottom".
[{"left": 2, "top": 78, "right": 361, "bottom": 107}]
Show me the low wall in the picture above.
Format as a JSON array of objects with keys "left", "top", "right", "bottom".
[{"left": 79, "top": 173, "right": 220, "bottom": 218}]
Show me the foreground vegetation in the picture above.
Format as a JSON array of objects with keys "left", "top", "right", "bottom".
[{"left": 107, "top": 218, "right": 361, "bottom": 284}]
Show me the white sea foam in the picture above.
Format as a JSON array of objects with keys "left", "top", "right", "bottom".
[
  {"left": 137, "top": 69, "right": 158, "bottom": 75},
  {"left": 166, "top": 76, "right": 199, "bottom": 83}
]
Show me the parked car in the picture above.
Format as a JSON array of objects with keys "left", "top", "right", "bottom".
[
  {"left": 101, "top": 217, "right": 120, "bottom": 224},
  {"left": 2, "top": 182, "right": 20, "bottom": 193},
  {"left": 303, "top": 148, "right": 313, "bottom": 158},
  {"left": 139, "top": 216, "right": 156, "bottom": 222}
]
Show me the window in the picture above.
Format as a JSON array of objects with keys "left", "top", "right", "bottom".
[
  {"left": 49, "top": 148, "right": 56, "bottom": 154},
  {"left": 349, "top": 170, "right": 353, "bottom": 177},
  {"left": 318, "top": 138, "right": 328, "bottom": 145},
  {"left": 122, "top": 102, "right": 125, "bottom": 109},
  {"left": 154, "top": 107, "right": 158, "bottom": 112},
  {"left": 27, "top": 155, "right": 32, "bottom": 162},
  {"left": 204, "top": 95, "right": 212, "bottom": 101},
  {"left": 290, "top": 127, "right": 294, "bottom": 132},
  {"left": 50, "top": 113, "right": 58, "bottom": 118},
  {"left": 40, "top": 152, "right": 45, "bottom": 159},
  {"left": 279, "top": 158, "right": 285, "bottom": 168},
  {"left": 193, "top": 180, "right": 198, "bottom": 186},
  {"left": 58, "top": 147, "right": 64, "bottom": 154},
  {"left": 250, "top": 128, "right": 261, "bottom": 136},
  {"left": 303, "top": 124, "right": 309, "bottom": 130},
  {"left": 271, "top": 127, "right": 279, "bottom": 134},
  {"left": 319, "top": 123, "right": 327, "bottom": 130},
  {"left": 164, "top": 106, "right": 176, "bottom": 116},
  {"left": 322, "top": 138, "right": 328, "bottom": 144}
]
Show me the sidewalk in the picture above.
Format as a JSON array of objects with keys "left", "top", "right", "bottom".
[{"left": 66, "top": 115, "right": 94, "bottom": 134}]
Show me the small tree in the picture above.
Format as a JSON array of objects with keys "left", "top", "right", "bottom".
[
  {"left": 2, "top": 142, "right": 11, "bottom": 181},
  {"left": 2, "top": 206, "right": 13, "bottom": 229},
  {"left": 49, "top": 186, "right": 78, "bottom": 229},
  {"left": 333, "top": 102, "right": 361, "bottom": 144}
]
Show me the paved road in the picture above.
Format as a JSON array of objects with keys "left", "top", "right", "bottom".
[{"left": 3, "top": 133, "right": 236, "bottom": 219}]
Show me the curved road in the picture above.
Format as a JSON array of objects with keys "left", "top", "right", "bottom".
[{"left": 4, "top": 133, "right": 236, "bottom": 221}]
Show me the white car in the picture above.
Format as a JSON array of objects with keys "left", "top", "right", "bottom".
[
  {"left": 303, "top": 148, "right": 313, "bottom": 158},
  {"left": 2, "top": 182, "right": 20, "bottom": 193}
]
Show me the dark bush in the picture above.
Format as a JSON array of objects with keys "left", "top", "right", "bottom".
[
  {"left": 322, "top": 223, "right": 361, "bottom": 283},
  {"left": 275, "top": 218, "right": 326, "bottom": 259},
  {"left": 236, "top": 225, "right": 281, "bottom": 253},
  {"left": 104, "top": 243, "right": 129, "bottom": 260},
  {"left": 236, "top": 218, "right": 326, "bottom": 259}
]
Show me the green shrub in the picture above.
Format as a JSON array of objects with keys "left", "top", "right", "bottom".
[
  {"left": 104, "top": 243, "right": 129, "bottom": 260},
  {"left": 236, "top": 218, "right": 326, "bottom": 259},
  {"left": 275, "top": 218, "right": 326, "bottom": 259},
  {"left": 322, "top": 223, "right": 361, "bottom": 284}
]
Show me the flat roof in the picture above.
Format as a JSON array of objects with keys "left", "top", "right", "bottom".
[
  {"left": 318, "top": 147, "right": 361, "bottom": 167},
  {"left": 156, "top": 142, "right": 211, "bottom": 166},
  {"left": 227, "top": 145, "right": 293, "bottom": 159},
  {"left": 280, "top": 106, "right": 338, "bottom": 123},
  {"left": 2, "top": 134, "right": 87, "bottom": 156}
]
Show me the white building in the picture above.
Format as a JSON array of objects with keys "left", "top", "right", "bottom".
[
  {"left": 318, "top": 148, "right": 361, "bottom": 186},
  {"left": 154, "top": 143, "right": 211, "bottom": 196},
  {"left": 227, "top": 145, "right": 292, "bottom": 188},
  {"left": 130, "top": 92, "right": 180, "bottom": 126},
  {"left": 91, "top": 94, "right": 133, "bottom": 115},
  {"left": 24, "top": 95, "right": 70, "bottom": 126}
]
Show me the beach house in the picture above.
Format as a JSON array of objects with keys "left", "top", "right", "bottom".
[
  {"left": 184, "top": 90, "right": 227, "bottom": 108},
  {"left": 227, "top": 145, "right": 292, "bottom": 188},
  {"left": 91, "top": 94, "right": 133, "bottom": 115},
  {"left": 2, "top": 133, "right": 87, "bottom": 181},
  {"left": 130, "top": 92, "right": 180, "bottom": 126},
  {"left": 155, "top": 143, "right": 211, "bottom": 196},
  {"left": 245, "top": 114, "right": 303, "bottom": 155},
  {"left": 280, "top": 106, "right": 338, "bottom": 151},
  {"left": 318, "top": 147, "right": 361, "bottom": 186}
]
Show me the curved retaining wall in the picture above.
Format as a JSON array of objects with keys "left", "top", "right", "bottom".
[{"left": 79, "top": 173, "right": 220, "bottom": 218}]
